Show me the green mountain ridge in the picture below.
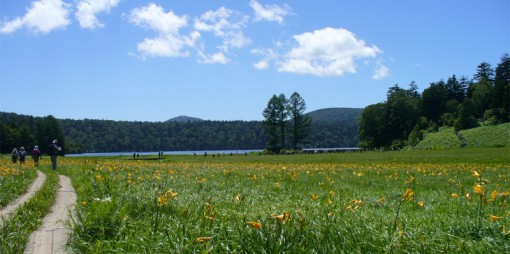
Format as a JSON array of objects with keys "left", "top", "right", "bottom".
[{"left": 1, "top": 108, "right": 362, "bottom": 153}]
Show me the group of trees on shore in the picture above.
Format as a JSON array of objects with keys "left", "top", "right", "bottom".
[
  {"left": 262, "top": 92, "right": 313, "bottom": 153},
  {"left": 0, "top": 108, "right": 360, "bottom": 154},
  {"left": 359, "top": 53, "right": 510, "bottom": 149}
]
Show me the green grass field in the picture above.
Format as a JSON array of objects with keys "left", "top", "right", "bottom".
[{"left": 1, "top": 148, "right": 509, "bottom": 253}]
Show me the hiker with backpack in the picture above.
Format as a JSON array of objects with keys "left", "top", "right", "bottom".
[
  {"left": 11, "top": 148, "right": 19, "bottom": 164},
  {"left": 32, "top": 146, "right": 41, "bottom": 167},
  {"left": 48, "top": 140, "right": 62, "bottom": 170},
  {"left": 19, "top": 147, "right": 27, "bottom": 164}
]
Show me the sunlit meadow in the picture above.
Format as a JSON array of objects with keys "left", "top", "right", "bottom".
[{"left": 2, "top": 148, "right": 509, "bottom": 253}]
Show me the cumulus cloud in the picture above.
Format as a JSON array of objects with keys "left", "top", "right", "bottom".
[
  {"left": 251, "top": 48, "right": 278, "bottom": 70},
  {"left": 0, "top": 0, "right": 71, "bottom": 34},
  {"left": 75, "top": 0, "right": 120, "bottom": 29},
  {"left": 278, "top": 27, "right": 381, "bottom": 77},
  {"left": 194, "top": 7, "right": 250, "bottom": 53},
  {"left": 198, "top": 51, "right": 230, "bottom": 64},
  {"left": 129, "top": 3, "right": 199, "bottom": 58},
  {"left": 249, "top": 0, "right": 291, "bottom": 24},
  {"left": 372, "top": 63, "right": 389, "bottom": 80}
]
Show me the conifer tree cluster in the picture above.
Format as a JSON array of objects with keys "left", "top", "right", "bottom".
[{"left": 359, "top": 54, "right": 510, "bottom": 149}]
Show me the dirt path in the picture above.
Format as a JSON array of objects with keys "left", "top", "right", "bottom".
[
  {"left": 0, "top": 170, "right": 47, "bottom": 227},
  {"left": 24, "top": 175, "right": 76, "bottom": 254}
]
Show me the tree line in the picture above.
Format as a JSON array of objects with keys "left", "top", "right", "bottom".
[
  {"left": 0, "top": 109, "right": 360, "bottom": 154},
  {"left": 359, "top": 53, "right": 510, "bottom": 149}
]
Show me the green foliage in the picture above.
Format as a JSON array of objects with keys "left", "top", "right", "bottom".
[
  {"left": 0, "top": 113, "right": 65, "bottom": 154},
  {"left": 1, "top": 111, "right": 361, "bottom": 154},
  {"left": 288, "top": 92, "right": 312, "bottom": 150},
  {"left": 412, "top": 127, "right": 462, "bottom": 150},
  {"left": 360, "top": 53, "right": 509, "bottom": 149},
  {"left": 460, "top": 123, "right": 510, "bottom": 148}
]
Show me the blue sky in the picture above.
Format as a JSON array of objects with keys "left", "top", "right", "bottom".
[{"left": 0, "top": 0, "right": 508, "bottom": 121}]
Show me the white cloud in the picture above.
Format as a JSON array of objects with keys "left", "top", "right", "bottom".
[
  {"left": 253, "top": 60, "right": 269, "bottom": 69},
  {"left": 194, "top": 7, "right": 250, "bottom": 53},
  {"left": 198, "top": 51, "right": 230, "bottom": 64},
  {"left": 129, "top": 3, "right": 198, "bottom": 58},
  {"left": 278, "top": 27, "right": 381, "bottom": 77},
  {"left": 251, "top": 48, "right": 278, "bottom": 70},
  {"left": 249, "top": 0, "right": 291, "bottom": 24},
  {"left": 75, "top": 0, "right": 120, "bottom": 29},
  {"left": 0, "top": 0, "right": 71, "bottom": 34},
  {"left": 372, "top": 63, "right": 389, "bottom": 80}
]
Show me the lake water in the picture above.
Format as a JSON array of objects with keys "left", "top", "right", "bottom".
[{"left": 66, "top": 149, "right": 263, "bottom": 157}]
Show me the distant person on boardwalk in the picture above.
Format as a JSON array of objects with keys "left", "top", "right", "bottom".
[
  {"left": 48, "top": 140, "right": 61, "bottom": 170},
  {"left": 32, "top": 146, "right": 42, "bottom": 166},
  {"left": 19, "top": 147, "right": 27, "bottom": 164},
  {"left": 11, "top": 148, "right": 18, "bottom": 163}
]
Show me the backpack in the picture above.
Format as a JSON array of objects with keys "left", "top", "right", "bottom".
[{"left": 47, "top": 144, "right": 55, "bottom": 155}]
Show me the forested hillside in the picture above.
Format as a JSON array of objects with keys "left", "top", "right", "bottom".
[
  {"left": 359, "top": 54, "right": 509, "bottom": 149},
  {"left": 1, "top": 108, "right": 361, "bottom": 153}
]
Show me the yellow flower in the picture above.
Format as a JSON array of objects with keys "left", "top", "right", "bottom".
[
  {"left": 166, "top": 189, "right": 178, "bottom": 199},
  {"left": 246, "top": 221, "right": 262, "bottom": 230},
  {"left": 490, "top": 215, "right": 503, "bottom": 222},
  {"left": 326, "top": 198, "right": 332, "bottom": 205},
  {"left": 451, "top": 193, "right": 459, "bottom": 199},
  {"left": 418, "top": 201, "right": 425, "bottom": 207},
  {"left": 269, "top": 212, "right": 291, "bottom": 222},
  {"left": 402, "top": 189, "right": 414, "bottom": 201},
  {"left": 377, "top": 197, "right": 385, "bottom": 205},
  {"left": 473, "top": 184, "right": 483, "bottom": 195},
  {"left": 472, "top": 171, "right": 480, "bottom": 178},
  {"left": 329, "top": 190, "right": 334, "bottom": 196},
  {"left": 195, "top": 237, "right": 212, "bottom": 243},
  {"left": 234, "top": 195, "right": 241, "bottom": 203},
  {"left": 490, "top": 190, "right": 498, "bottom": 200},
  {"left": 351, "top": 199, "right": 364, "bottom": 205},
  {"left": 310, "top": 194, "right": 318, "bottom": 200},
  {"left": 157, "top": 196, "right": 168, "bottom": 207},
  {"left": 81, "top": 201, "right": 87, "bottom": 206}
]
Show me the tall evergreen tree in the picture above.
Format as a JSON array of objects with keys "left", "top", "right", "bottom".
[
  {"left": 422, "top": 80, "right": 447, "bottom": 123},
  {"left": 473, "top": 61, "right": 495, "bottom": 82},
  {"left": 494, "top": 53, "right": 510, "bottom": 121},
  {"left": 288, "top": 92, "right": 312, "bottom": 150},
  {"left": 262, "top": 95, "right": 282, "bottom": 152},
  {"left": 276, "top": 94, "right": 288, "bottom": 150},
  {"left": 445, "top": 75, "right": 466, "bottom": 102}
]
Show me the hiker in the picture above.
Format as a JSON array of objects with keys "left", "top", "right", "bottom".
[
  {"left": 19, "top": 147, "right": 27, "bottom": 164},
  {"left": 32, "top": 146, "right": 41, "bottom": 166},
  {"left": 48, "top": 140, "right": 62, "bottom": 170},
  {"left": 11, "top": 148, "right": 19, "bottom": 164}
]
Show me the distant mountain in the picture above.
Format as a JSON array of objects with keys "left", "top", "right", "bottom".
[
  {"left": 306, "top": 108, "right": 364, "bottom": 122},
  {"left": 166, "top": 115, "right": 203, "bottom": 123}
]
